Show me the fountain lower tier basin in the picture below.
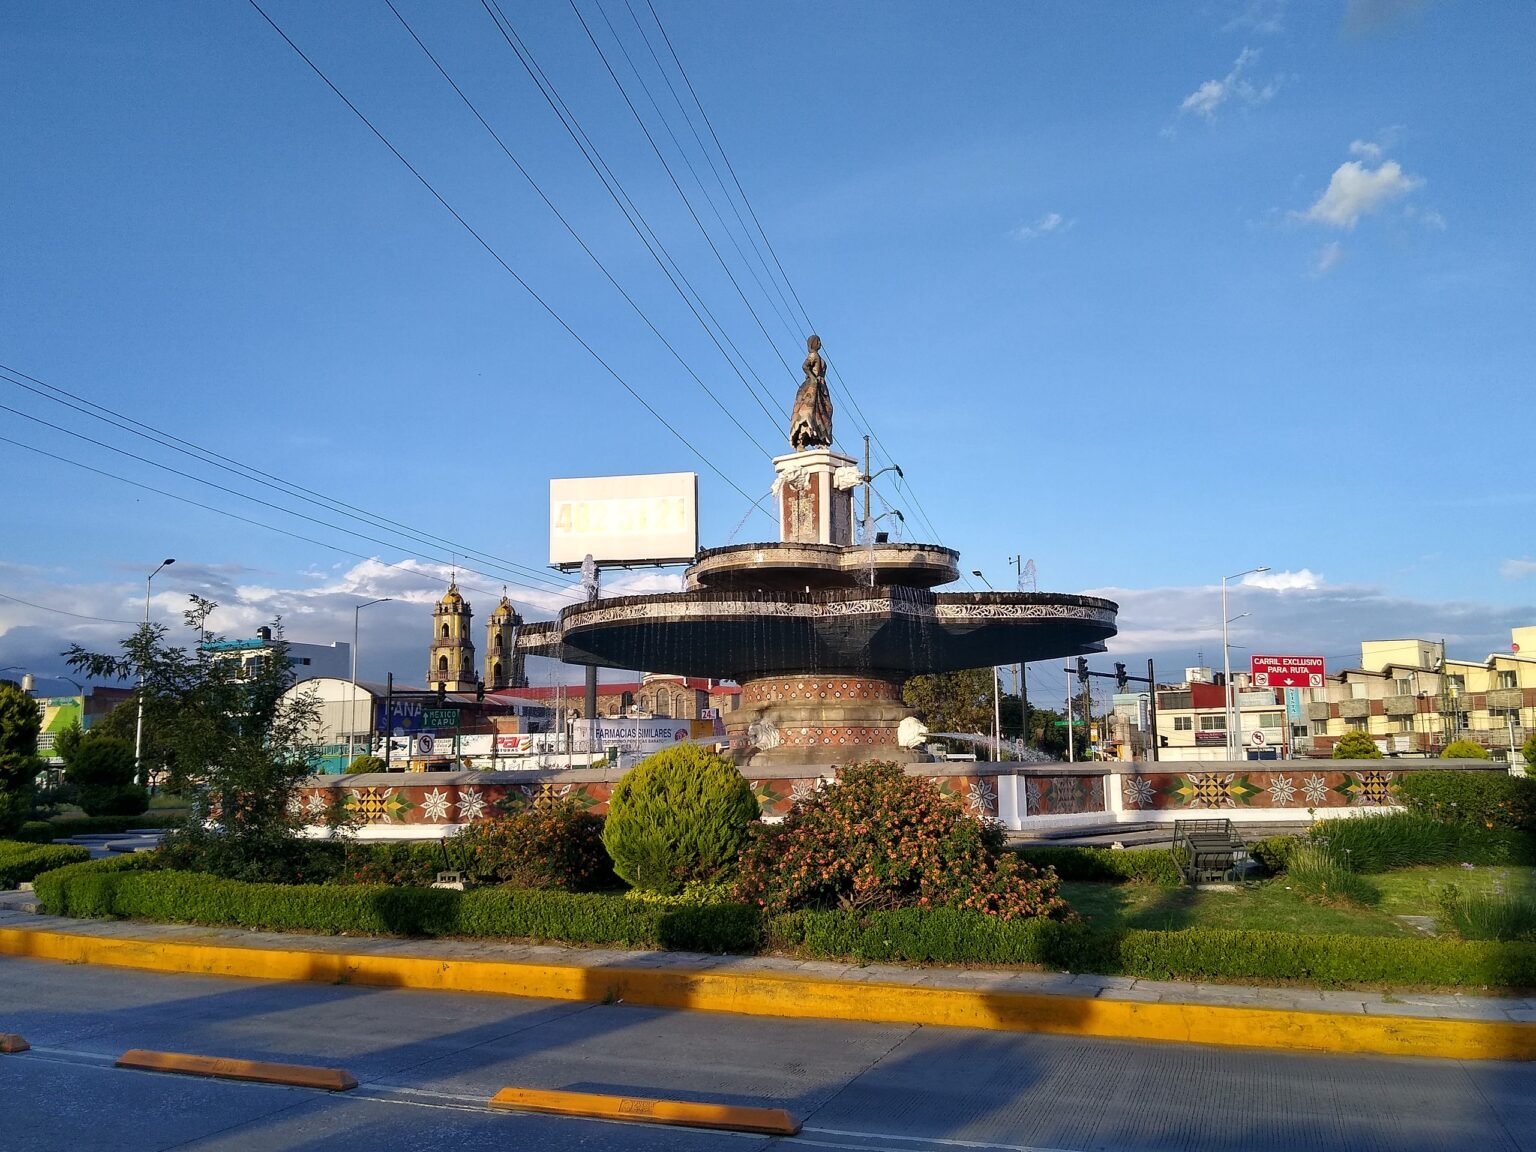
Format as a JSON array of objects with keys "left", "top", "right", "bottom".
[{"left": 523, "top": 588, "right": 1117, "bottom": 682}]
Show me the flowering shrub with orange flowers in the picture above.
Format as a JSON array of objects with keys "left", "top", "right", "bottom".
[{"left": 735, "top": 761, "right": 1069, "bottom": 921}]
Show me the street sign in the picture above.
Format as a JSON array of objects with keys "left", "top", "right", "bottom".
[
  {"left": 415, "top": 734, "right": 435, "bottom": 756},
  {"left": 1250, "top": 655, "right": 1326, "bottom": 688},
  {"left": 1250, "top": 729, "right": 1267, "bottom": 747},
  {"left": 423, "top": 708, "right": 460, "bottom": 729},
  {"left": 1050, "top": 719, "right": 1086, "bottom": 727}
]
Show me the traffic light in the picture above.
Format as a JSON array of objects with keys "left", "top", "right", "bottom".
[
  {"left": 476, "top": 679, "right": 485, "bottom": 703},
  {"left": 1114, "top": 662, "right": 1128, "bottom": 690},
  {"left": 436, "top": 681, "right": 446, "bottom": 706},
  {"left": 1076, "top": 656, "right": 1089, "bottom": 682}
]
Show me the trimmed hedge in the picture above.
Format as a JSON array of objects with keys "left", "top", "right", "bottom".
[
  {"left": 45, "top": 814, "right": 182, "bottom": 836},
  {"left": 1009, "top": 845, "right": 1183, "bottom": 886},
  {"left": 1397, "top": 770, "right": 1536, "bottom": 833},
  {"left": 33, "top": 864, "right": 761, "bottom": 954},
  {"left": 30, "top": 854, "right": 147, "bottom": 915},
  {"left": 0, "top": 840, "right": 91, "bottom": 889}
]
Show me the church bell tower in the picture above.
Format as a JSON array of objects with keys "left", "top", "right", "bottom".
[
  {"left": 484, "top": 591, "right": 526, "bottom": 690},
  {"left": 427, "top": 579, "right": 477, "bottom": 693}
]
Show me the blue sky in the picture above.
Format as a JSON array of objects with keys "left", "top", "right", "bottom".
[{"left": 3, "top": 0, "right": 1533, "bottom": 694}]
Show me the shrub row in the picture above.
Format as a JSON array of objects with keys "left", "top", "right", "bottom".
[
  {"left": 34, "top": 861, "right": 1536, "bottom": 990},
  {"left": 34, "top": 862, "right": 761, "bottom": 954},
  {"left": 0, "top": 840, "right": 91, "bottom": 889},
  {"left": 1397, "top": 770, "right": 1536, "bottom": 833},
  {"left": 1009, "top": 845, "right": 1183, "bottom": 886},
  {"left": 33, "top": 813, "right": 183, "bottom": 838},
  {"left": 1310, "top": 812, "right": 1536, "bottom": 873}
]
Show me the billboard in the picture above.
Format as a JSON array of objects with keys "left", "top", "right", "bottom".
[
  {"left": 570, "top": 718, "right": 693, "bottom": 754},
  {"left": 549, "top": 472, "right": 698, "bottom": 568},
  {"left": 1250, "top": 655, "right": 1327, "bottom": 688}
]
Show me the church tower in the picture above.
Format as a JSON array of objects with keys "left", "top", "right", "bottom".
[
  {"left": 427, "top": 579, "right": 477, "bottom": 693},
  {"left": 484, "top": 591, "right": 526, "bottom": 689}
]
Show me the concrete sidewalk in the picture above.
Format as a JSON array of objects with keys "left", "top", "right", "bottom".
[{"left": 2, "top": 887, "right": 1532, "bottom": 1061}]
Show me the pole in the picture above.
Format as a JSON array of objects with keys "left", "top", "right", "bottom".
[
  {"left": 863, "top": 434, "right": 872, "bottom": 541},
  {"left": 351, "top": 606, "right": 360, "bottom": 764},
  {"left": 1147, "top": 658, "right": 1160, "bottom": 763},
  {"left": 1018, "top": 662, "right": 1030, "bottom": 750},
  {"left": 992, "top": 665, "right": 1002, "bottom": 761},
  {"left": 1066, "top": 667, "right": 1074, "bottom": 763},
  {"left": 133, "top": 558, "right": 174, "bottom": 787},
  {"left": 1221, "top": 575, "right": 1232, "bottom": 760},
  {"left": 384, "top": 672, "right": 393, "bottom": 771}
]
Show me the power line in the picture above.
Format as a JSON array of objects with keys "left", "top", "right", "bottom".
[
  {"left": 0, "top": 590, "right": 139, "bottom": 626},
  {"left": 0, "top": 433, "right": 565, "bottom": 608},
  {"left": 381, "top": 0, "right": 776, "bottom": 461},
  {"left": 0, "top": 365, "right": 570, "bottom": 594},
  {"left": 246, "top": 0, "right": 773, "bottom": 524},
  {"left": 476, "top": 0, "right": 788, "bottom": 432}
]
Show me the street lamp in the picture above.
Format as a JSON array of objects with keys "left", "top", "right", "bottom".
[
  {"left": 972, "top": 570, "right": 1004, "bottom": 760},
  {"left": 134, "top": 558, "right": 175, "bottom": 786},
  {"left": 351, "top": 598, "right": 393, "bottom": 761},
  {"left": 1221, "top": 566, "right": 1268, "bottom": 760}
]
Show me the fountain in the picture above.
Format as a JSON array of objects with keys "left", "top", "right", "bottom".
[{"left": 520, "top": 335, "right": 1118, "bottom": 766}]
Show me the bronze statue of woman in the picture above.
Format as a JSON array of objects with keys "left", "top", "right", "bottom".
[{"left": 788, "top": 334, "right": 833, "bottom": 450}]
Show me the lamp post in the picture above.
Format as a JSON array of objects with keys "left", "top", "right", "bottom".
[
  {"left": 351, "top": 598, "right": 393, "bottom": 762},
  {"left": 1221, "top": 566, "right": 1267, "bottom": 760},
  {"left": 971, "top": 570, "right": 1004, "bottom": 760},
  {"left": 134, "top": 558, "right": 175, "bottom": 786}
]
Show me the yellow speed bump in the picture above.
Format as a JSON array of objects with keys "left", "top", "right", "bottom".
[
  {"left": 0, "top": 1033, "right": 30, "bottom": 1053},
  {"left": 489, "top": 1086, "right": 800, "bottom": 1135},
  {"left": 115, "top": 1048, "right": 357, "bottom": 1091}
]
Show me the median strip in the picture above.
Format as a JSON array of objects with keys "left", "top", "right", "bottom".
[
  {"left": 115, "top": 1048, "right": 358, "bottom": 1091},
  {"left": 3, "top": 925, "right": 1531, "bottom": 1062},
  {"left": 489, "top": 1086, "right": 800, "bottom": 1135}
]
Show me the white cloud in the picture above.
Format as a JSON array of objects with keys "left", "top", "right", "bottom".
[
  {"left": 1243, "top": 568, "right": 1323, "bottom": 591},
  {"left": 1178, "top": 48, "right": 1279, "bottom": 121},
  {"left": 1012, "top": 212, "right": 1071, "bottom": 241},
  {"left": 1503, "top": 559, "right": 1536, "bottom": 580},
  {"left": 1420, "top": 209, "right": 1447, "bottom": 231},
  {"left": 1223, "top": 0, "right": 1287, "bottom": 36},
  {"left": 1312, "top": 241, "right": 1344, "bottom": 276},
  {"left": 1299, "top": 158, "right": 1422, "bottom": 229},
  {"left": 1348, "top": 139, "right": 1382, "bottom": 160}
]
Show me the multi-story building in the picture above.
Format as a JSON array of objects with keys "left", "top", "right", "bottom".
[
  {"left": 202, "top": 627, "right": 351, "bottom": 683},
  {"left": 1151, "top": 669, "right": 1290, "bottom": 762}
]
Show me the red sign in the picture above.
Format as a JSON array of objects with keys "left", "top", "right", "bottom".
[{"left": 1250, "top": 655, "right": 1326, "bottom": 688}]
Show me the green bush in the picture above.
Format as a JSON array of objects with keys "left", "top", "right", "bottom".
[
  {"left": 155, "top": 828, "right": 345, "bottom": 885},
  {"left": 64, "top": 736, "right": 148, "bottom": 817},
  {"left": 0, "top": 840, "right": 91, "bottom": 888},
  {"left": 337, "top": 841, "right": 446, "bottom": 887},
  {"left": 603, "top": 745, "right": 758, "bottom": 893},
  {"left": 1396, "top": 770, "right": 1536, "bottom": 832},
  {"left": 16, "top": 820, "right": 58, "bottom": 843},
  {"left": 34, "top": 865, "right": 761, "bottom": 952},
  {"left": 46, "top": 813, "right": 181, "bottom": 836},
  {"left": 1437, "top": 882, "right": 1536, "bottom": 943},
  {"left": 1332, "top": 730, "right": 1382, "bottom": 759},
  {"left": 1442, "top": 738, "right": 1490, "bottom": 760},
  {"left": 345, "top": 754, "right": 387, "bottom": 775},
  {"left": 454, "top": 798, "right": 616, "bottom": 891},
  {"left": 1524, "top": 732, "right": 1536, "bottom": 770},
  {"left": 1010, "top": 845, "right": 1182, "bottom": 886},
  {"left": 1249, "top": 835, "right": 1301, "bottom": 876},
  {"left": 1311, "top": 811, "right": 1535, "bottom": 871},
  {"left": 736, "top": 761, "right": 1068, "bottom": 920}
]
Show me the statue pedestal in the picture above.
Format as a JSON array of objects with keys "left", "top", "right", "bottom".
[{"left": 773, "top": 449, "right": 858, "bottom": 545}]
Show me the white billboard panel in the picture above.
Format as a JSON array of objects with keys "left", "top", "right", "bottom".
[{"left": 549, "top": 472, "right": 698, "bottom": 568}]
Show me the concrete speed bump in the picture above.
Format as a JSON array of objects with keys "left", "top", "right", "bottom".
[
  {"left": 489, "top": 1086, "right": 800, "bottom": 1135},
  {"left": 0, "top": 1033, "right": 30, "bottom": 1053},
  {"left": 115, "top": 1048, "right": 357, "bottom": 1091}
]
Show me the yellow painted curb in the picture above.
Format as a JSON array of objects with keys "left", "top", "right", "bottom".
[
  {"left": 2, "top": 926, "right": 1530, "bottom": 1062},
  {"left": 489, "top": 1086, "right": 800, "bottom": 1135},
  {"left": 115, "top": 1047, "right": 358, "bottom": 1091}
]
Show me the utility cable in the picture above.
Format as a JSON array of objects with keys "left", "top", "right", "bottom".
[
  {"left": 247, "top": 0, "right": 773, "bottom": 522},
  {"left": 0, "top": 590, "right": 140, "bottom": 626}
]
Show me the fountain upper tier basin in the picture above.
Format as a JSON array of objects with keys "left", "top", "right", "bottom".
[
  {"left": 519, "top": 587, "right": 1117, "bottom": 681},
  {"left": 686, "top": 542, "right": 959, "bottom": 591}
]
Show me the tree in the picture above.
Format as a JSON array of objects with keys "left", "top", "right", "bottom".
[
  {"left": 1524, "top": 731, "right": 1536, "bottom": 770},
  {"left": 66, "top": 596, "right": 326, "bottom": 878},
  {"left": 64, "top": 734, "right": 146, "bottom": 817},
  {"left": 1332, "top": 729, "right": 1382, "bottom": 759},
  {"left": 0, "top": 680, "right": 44, "bottom": 833},
  {"left": 903, "top": 670, "right": 996, "bottom": 755},
  {"left": 1441, "top": 738, "right": 1490, "bottom": 760},
  {"left": 345, "top": 754, "right": 386, "bottom": 775}
]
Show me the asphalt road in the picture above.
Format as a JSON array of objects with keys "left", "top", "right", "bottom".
[{"left": 1, "top": 956, "right": 1531, "bottom": 1152}]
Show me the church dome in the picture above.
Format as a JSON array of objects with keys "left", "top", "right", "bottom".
[{"left": 439, "top": 581, "right": 464, "bottom": 606}]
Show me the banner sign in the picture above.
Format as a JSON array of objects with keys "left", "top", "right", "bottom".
[
  {"left": 1250, "top": 655, "right": 1326, "bottom": 688},
  {"left": 570, "top": 718, "right": 691, "bottom": 753},
  {"left": 377, "top": 700, "right": 425, "bottom": 734}
]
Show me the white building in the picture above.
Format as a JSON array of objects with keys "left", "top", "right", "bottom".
[{"left": 202, "top": 627, "right": 351, "bottom": 683}]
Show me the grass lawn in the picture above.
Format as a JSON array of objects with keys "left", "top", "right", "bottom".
[
  {"left": 1061, "top": 880, "right": 1411, "bottom": 937},
  {"left": 1373, "top": 865, "right": 1536, "bottom": 916}
]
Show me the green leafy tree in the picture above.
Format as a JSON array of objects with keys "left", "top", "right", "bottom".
[
  {"left": 65, "top": 596, "right": 327, "bottom": 878},
  {"left": 63, "top": 734, "right": 147, "bottom": 817},
  {"left": 0, "top": 680, "right": 44, "bottom": 832},
  {"left": 1524, "top": 731, "right": 1536, "bottom": 770},
  {"left": 1332, "top": 729, "right": 1383, "bottom": 759},
  {"left": 52, "top": 719, "right": 84, "bottom": 765},
  {"left": 1441, "top": 738, "right": 1490, "bottom": 760},
  {"left": 903, "top": 669, "right": 996, "bottom": 753}
]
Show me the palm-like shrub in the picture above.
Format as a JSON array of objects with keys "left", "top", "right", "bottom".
[
  {"left": 736, "top": 761, "right": 1068, "bottom": 921},
  {"left": 602, "top": 744, "right": 758, "bottom": 893},
  {"left": 1332, "top": 730, "right": 1382, "bottom": 759},
  {"left": 1441, "top": 738, "right": 1490, "bottom": 760}
]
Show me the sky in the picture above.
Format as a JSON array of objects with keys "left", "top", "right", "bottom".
[{"left": 3, "top": 0, "right": 1533, "bottom": 699}]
